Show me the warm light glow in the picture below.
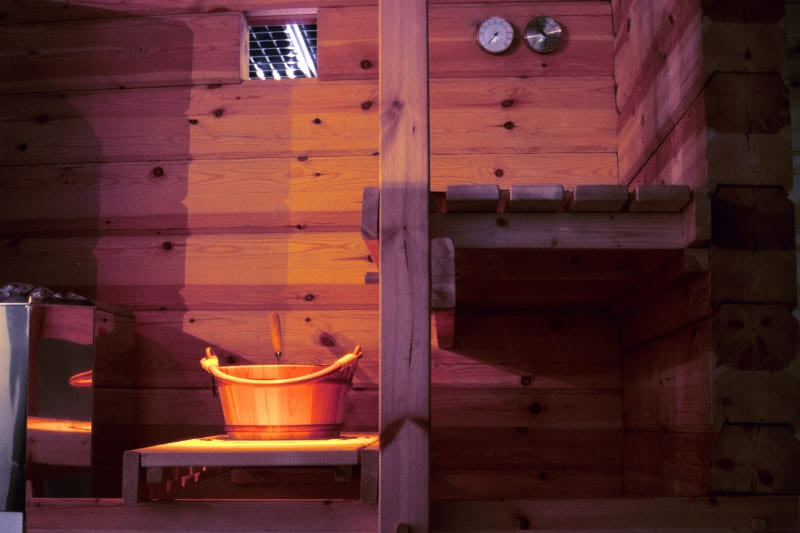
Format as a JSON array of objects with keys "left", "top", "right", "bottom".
[
  {"left": 153, "top": 433, "right": 376, "bottom": 452},
  {"left": 27, "top": 416, "right": 91, "bottom": 434}
]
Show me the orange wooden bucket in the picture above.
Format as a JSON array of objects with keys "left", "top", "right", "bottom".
[{"left": 201, "top": 346, "right": 363, "bottom": 440}]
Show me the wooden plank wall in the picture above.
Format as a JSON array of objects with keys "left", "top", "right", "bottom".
[
  {"left": 0, "top": 0, "right": 619, "bottom": 502},
  {"left": 616, "top": 0, "right": 800, "bottom": 496}
]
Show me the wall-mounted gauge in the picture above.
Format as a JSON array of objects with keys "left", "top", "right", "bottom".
[
  {"left": 524, "top": 16, "right": 564, "bottom": 54},
  {"left": 477, "top": 17, "right": 516, "bottom": 55}
]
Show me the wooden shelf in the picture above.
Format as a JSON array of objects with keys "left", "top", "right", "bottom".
[
  {"left": 362, "top": 184, "right": 710, "bottom": 347},
  {"left": 123, "top": 433, "right": 379, "bottom": 504}
]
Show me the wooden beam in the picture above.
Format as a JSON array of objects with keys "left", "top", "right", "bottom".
[
  {"left": 431, "top": 212, "right": 685, "bottom": 249},
  {"left": 379, "top": 0, "right": 430, "bottom": 530}
]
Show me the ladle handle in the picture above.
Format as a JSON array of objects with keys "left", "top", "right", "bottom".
[{"left": 269, "top": 311, "right": 282, "bottom": 359}]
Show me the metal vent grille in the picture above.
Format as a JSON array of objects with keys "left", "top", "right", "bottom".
[{"left": 249, "top": 24, "right": 318, "bottom": 80}]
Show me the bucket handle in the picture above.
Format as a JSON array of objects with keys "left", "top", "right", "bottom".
[{"left": 201, "top": 346, "right": 363, "bottom": 386}]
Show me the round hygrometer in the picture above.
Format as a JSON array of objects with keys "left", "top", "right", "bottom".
[{"left": 477, "top": 17, "right": 516, "bottom": 55}]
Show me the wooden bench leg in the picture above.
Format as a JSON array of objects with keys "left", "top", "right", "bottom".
[
  {"left": 122, "top": 451, "right": 144, "bottom": 504},
  {"left": 360, "top": 442, "right": 379, "bottom": 504}
]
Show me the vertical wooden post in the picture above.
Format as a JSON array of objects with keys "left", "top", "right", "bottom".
[{"left": 379, "top": 0, "right": 430, "bottom": 531}]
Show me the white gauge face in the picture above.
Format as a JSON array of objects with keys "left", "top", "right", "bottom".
[{"left": 477, "top": 17, "right": 515, "bottom": 54}]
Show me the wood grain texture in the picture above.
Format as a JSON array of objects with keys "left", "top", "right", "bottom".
[
  {"left": 629, "top": 79, "right": 792, "bottom": 190},
  {"left": 457, "top": 248, "right": 677, "bottom": 282},
  {"left": 379, "top": 0, "right": 430, "bottom": 529},
  {"left": 625, "top": 89, "right": 708, "bottom": 189},
  {"left": 0, "top": 232, "right": 375, "bottom": 287},
  {"left": 616, "top": 2, "right": 703, "bottom": 184},
  {"left": 0, "top": 156, "right": 376, "bottom": 234},
  {"left": 624, "top": 431, "right": 714, "bottom": 496},
  {"left": 432, "top": 495, "right": 799, "bottom": 531},
  {"left": 712, "top": 424, "right": 800, "bottom": 493},
  {"left": 710, "top": 249, "right": 797, "bottom": 305},
  {"left": 611, "top": 248, "right": 708, "bottom": 317},
  {"left": 432, "top": 467, "right": 622, "bottom": 500},
  {"left": 28, "top": 498, "right": 378, "bottom": 532},
  {"left": 430, "top": 77, "right": 617, "bottom": 155},
  {"left": 91, "top": 387, "right": 619, "bottom": 454},
  {"left": 613, "top": 0, "right": 702, "bottom": 112},
  {"left": 96, "top": 309, "right": 619, "bottom": 391},
  {"left": 711, "top": 186, "right": 795, "bottom": 251},
  {"left": 26, "top": 496, "right": 800, "bottom": 532},
  {"left": 431, "top": 153, "right": 618, "bottom": 187},
  {"left": 623, "top": 318, "right": 714, "bottom": 433},
  {"left": 0, "top": 153, "right": 617, "bottom": 235},
  {"left": 0, "top": 0, "right": 599, "bottom": 24},
  {"left": 318, "top": 3, "right": 612, "bottom": 80},
  {"left": 620, "top": 272, "right": 712, "bottom": 349},
  {"left": 432, "top": 428, "right": 621, "bottom": 470},
  {"left": 713, "top": 368, "right": 800, "bottom": 429},
  {"left": 711, "top": 304, "right": 799, "bottom": 371},
  {"left": 0, "top": 12, "right": 246, "bottom": 93},
  {"left": 0, "top": 77, "right": 614, "bottom": 166},
  {"left": 431, "top": 211, "right": 685, "bottom": 249},
  {"left": 0, "top": 80, "right": 379, "bottom": 165}
]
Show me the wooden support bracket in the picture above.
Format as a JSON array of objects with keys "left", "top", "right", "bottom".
[
  {"left": 361, "top": 186, "right": 380, "bottom": 268},
  {"left": 431, "top": 237, "right": 455, "bottom": 349}
]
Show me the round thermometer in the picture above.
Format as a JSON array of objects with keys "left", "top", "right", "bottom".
[
  {"left": 524, "top": 16, "right": 564, "bottom": 54},
  {"left": 477, "top": 17, "right": 516, "bottom": 55}
]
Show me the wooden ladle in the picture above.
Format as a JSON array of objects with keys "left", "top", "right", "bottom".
[{"left": 269, "top": 311, "right": 282, "bottom": 362}]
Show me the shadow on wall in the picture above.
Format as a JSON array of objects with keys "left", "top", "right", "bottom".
[{"left": 0, "top": 1, "right": 200, "bottom": 496}]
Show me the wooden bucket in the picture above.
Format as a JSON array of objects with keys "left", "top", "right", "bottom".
[{"left": 201, "top": 346, "right": 363, "bottom": 440}]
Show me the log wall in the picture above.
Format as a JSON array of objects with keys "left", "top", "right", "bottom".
[
  {"left": 615, "top": 0, "right": 800, "bottom": 497},
  {"left": 0, "top": 0, "right": 620, "bottom": 502}
]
